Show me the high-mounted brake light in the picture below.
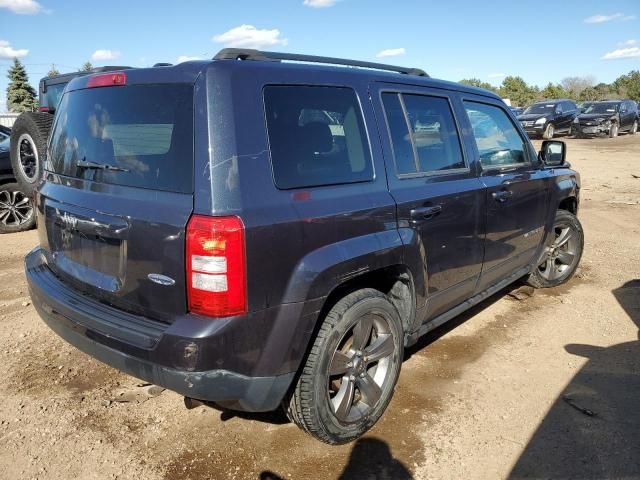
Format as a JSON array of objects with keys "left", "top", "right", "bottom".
[
  {"left": 86, "top": 72, "right": 127, "bottom": 88},
  {"left": 186, "top": 215, "right": 247, "bottom": 317}
]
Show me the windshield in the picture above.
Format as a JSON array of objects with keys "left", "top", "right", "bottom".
[
  {"left": 584, "top": 103, "right": 619, "bottom": 115},
  {"left": 523, "top": 103, "right": 555, "bottom": 115},
  {"left": 48, "top": 84, "right": 194, "bottom": 193}
]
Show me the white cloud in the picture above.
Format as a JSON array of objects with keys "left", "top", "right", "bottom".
[
  {"left": 303, "top": 0, "right": 339, "bottom": 7},
  {"left": 0, "top": 40, "right": 28, "bottom": 58},
  {"left": 376, "top": 48, "right": 406, "bottom": 58},
  {"left": 213, "top": 25, "right": 288, "bottom": 49},
  {"left": 488, "top": 72, "right": 506, "bottom": 78},
  {"left": 176, "top": 55, "right": 202, "bottom": 63},
  {"left": 91, "top": 49, "right": 121, "bottom": 61},
  {"left": 601, "top": 47, "right": 640, "bottom": 60},
  {"left": 619, "top": 39, "right": 638, "bottom": 46},
  {"left": 584, "top": 13, "right": 636, "bottom": 23},
  {"left": 0, "top": 0, "right": 42, "bottom": 14}
]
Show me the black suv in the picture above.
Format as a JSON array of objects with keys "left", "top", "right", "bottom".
[
  {"left": 517, "top": 99, "right": 578, "bottom": 139},
  {"left": 26, "top": 49, "right": 583, "bottom": 444},
  {"left": 573, "top": 100, "right": 639, "bottom": 138}
]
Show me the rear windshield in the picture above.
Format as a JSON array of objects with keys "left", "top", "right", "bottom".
[{"left": 48, "top": 84, "right": 193, "bottom": 193}]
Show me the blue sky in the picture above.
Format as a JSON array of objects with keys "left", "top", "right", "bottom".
[{"left": 1, "top": 0, "right": 639, "bottom": 110}]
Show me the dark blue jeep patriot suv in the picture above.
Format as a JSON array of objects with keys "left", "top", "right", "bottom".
[{"left": 26, "top": 49, "right": 583, "bottom": 444}]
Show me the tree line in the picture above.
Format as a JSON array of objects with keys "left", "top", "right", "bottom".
[
  {"left": 460, "top": 73, "right": 640, "bottom": 107},
  {"left": 5, "top": 56, "right": 640, "bottom": 112},
  {"left": 5, "top": 58, "right": 94, "bottom": 112}
]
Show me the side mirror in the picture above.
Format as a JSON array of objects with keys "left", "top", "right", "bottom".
[{"left": 539, "top": 140, "right": 566, "bottom": 167}]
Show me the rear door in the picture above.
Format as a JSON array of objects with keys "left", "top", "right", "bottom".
[
  {"left": 372, "top": 83, "right": 485, "bottom": 319},
  {"left": 459, "top": 96, "right": 549, "bottom": 291},
  {"left": 39, "top": 79, "right": 195, "bottom": 322}
]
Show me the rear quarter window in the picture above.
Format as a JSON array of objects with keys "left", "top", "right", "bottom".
[{"left": 263, "top": 85, "right": 373, "bottom": 189}]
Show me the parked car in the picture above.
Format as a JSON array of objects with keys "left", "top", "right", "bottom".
[
  {"left": 517, "top": 99, "right": 578, "bottom": 139},
  {"left": 573, "top": 100, "right": 638, "bottom": 138},
  {"left": 10, "top": 66, "right": 131, "bottom": 196},
  {"left": 26, "top": 49, "right": 584, "bottom": 445},
  {"left": 510, "top": 106, "right": 525, "bottom": 116},
  {"left": 0, "top": 125, "right": 10, "bottom": 142},
  {"left": 0, "top": 136, "right": 35, "bottom": 233}
]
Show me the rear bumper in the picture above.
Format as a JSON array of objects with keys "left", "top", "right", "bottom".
[{"left": 25, "top": 247, "right": 318, "bottom": 412}]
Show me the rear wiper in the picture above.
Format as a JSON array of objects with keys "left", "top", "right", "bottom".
[{"left": 76, "top": 160, "right": 129, "bottom": 172}]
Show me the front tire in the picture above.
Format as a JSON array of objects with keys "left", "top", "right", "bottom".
[
  {"left": 526, "top": 210, "right": 584, "bottom": 289},
  {"left": 0, "top": 182, "right": 36, "bottom": 234},
  {"left": 543, "top": 123, "right": 555, "bottom": 139},
  {"left": 286, "top": 289, "right": 404, "bottom": 444},
  {"left": 10, "top": 112, "right": 53, "bottom": 196},
  {"left": 609, "top": 123, "right": 619, "bottom": 138}
]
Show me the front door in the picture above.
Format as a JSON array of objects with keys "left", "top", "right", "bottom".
[
  {"left": 372, "top": 84, "right": 485, "bottom": 320},
  {"left": 460, "top": 97, "right": 550, "bottom": 291}
]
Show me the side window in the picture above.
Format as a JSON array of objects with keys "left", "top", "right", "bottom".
[
  {"left": 567, "top": 101, "right": 577, "bottom": 112},
  {"left": 264, "top": 86, "right": 373, "bottom": 189},
  {"left": 381, "top": 92, "right": 465, "bottom": 175},
  {"left": 555, "top": 103, "right": 563, "bottom": 114},
  {"left": 464, "top": 101, "right": 528, "bottom": 168}
]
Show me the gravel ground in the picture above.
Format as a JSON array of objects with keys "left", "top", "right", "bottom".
[{"left": 0, "top": 136, "right": 638, "bottom": 480}]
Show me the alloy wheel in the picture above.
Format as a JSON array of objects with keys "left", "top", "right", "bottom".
[
  {"left": 0, "top": 188, "right": 33, "bottom": 227},
  {"left": 538, "top": 221, "right": 579, "bottom": 281},
  {"left": 328, "top": 312, "right": 396, "bottom": 423},
  {"left": 17, "top": 133, "right": 39, "bottom": 182}
]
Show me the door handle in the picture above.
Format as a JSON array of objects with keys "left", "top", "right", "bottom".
[
  {"left": 410, "top": 205, "right": 442, "bottom": 224},
  {"left": 492, "top": 190, "right": 513, "bottom": 203}
]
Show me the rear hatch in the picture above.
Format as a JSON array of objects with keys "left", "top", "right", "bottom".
[{"left": 39, "top": 73, "right": 195, "bottom": 322}]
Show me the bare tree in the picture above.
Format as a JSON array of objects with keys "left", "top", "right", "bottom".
[{"left": 561, "top": 76, "right": 596, "bottom": 98}]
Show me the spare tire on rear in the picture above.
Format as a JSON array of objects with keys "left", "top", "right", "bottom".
[{"left": 10, "top": 112, "right": 53, "bottom": 196}]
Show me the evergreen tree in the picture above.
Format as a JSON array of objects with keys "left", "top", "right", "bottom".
[
  {"left": 499, "top": 76, "right": 539, "bottom": 106},
  {"left": 79, "top": 61, "right": 93, "bottom": 72},
  {"left": 540, "top": 82, "right": 567, "bottom": 100},
  {"left": 6, "top": 58, "right": 37, "bottom": 113},
  {"left": 458, "top": 78, "right": 499, "bottom": 94},
  {"left": 47, "top": 64, "right": 60, "bottom": 77}
]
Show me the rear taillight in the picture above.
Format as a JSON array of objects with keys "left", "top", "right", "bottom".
[
  {"left": 186, "top": 215, "right": 247, "bottom": 317},
  {"left": 39, "top": 106, "right": 50, "bottom": 113},
  {"left": 86, "top": 72, "right": 127, "bottom": 88}
]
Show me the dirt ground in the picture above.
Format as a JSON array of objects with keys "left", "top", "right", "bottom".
[{"left": 0, "top": 135, "right": 639, "bottom": 480}]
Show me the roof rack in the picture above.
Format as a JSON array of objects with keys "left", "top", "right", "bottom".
[{"left": 214, "top": 48, "right": 429, "bottom": 77}]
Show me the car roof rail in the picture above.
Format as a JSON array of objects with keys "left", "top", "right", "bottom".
[
  {"left": 153, "top": 63, "right": 173, "bottom": 67},
  {"left": 213, "top": 48, "right": 429, "bottom": 77}
]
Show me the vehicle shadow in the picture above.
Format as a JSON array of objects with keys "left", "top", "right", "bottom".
[
  {"left": 217, "top": 281, "right": 524, "bottom": 425},
  {"left": 405, "top": 282, "right": 523, "bottom": 359},
  {"left": 260, "top": 436, "right": 412, "bottom": 480},
  {"left": 509, "top": 280, "right": 640, "bottom": 479}
]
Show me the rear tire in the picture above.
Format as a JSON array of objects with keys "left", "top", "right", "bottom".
[
  {"left": 630, "top": 120, "right": 638, "bottom": 135},
  {"left": 526, "top": 210, "right": 583, "bottom": 289},
  {"left": 10, "top": 112, "right": 53, "bottom": 196},
  {"left": 543, "top": 123, "right": 555, "bottom": 139},
  {"left": 286, "top": 289, "right": 404, "bottom": 444},
  {"left": 0, "top": 182, "right": 36, "bottom": 234}
]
